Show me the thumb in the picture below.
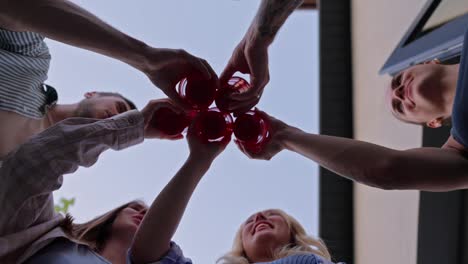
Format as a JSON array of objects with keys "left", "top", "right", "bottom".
[
  {"left": 170, "top": 134, "right": 184, "bottom": 140},
  {"left": 220, "top": 63, "right": 237, "bottom": 85}
]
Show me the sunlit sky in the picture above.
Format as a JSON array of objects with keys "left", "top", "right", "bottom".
[{"left": 51, "top": 1, "right": 319, "bottom": 263}]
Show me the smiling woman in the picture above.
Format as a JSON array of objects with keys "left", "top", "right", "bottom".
[
  {"left": 218, "top": 209, "right": 332, "bottom": 264},
  {"left": 125, "top": 124, "right": 340, "bottom": 264}
]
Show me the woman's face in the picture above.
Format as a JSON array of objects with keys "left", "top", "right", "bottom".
[
  {"left": 241, "top": 210, "right": 292, "bottom": 260},
  {"left": 111, "top": 203, "right": 147, "bottom": 237}
]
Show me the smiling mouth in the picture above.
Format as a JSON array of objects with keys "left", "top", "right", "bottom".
[
  {"left": 405, "top": 78, "right": 415, "bottom": 105},
  {"left": 252, "top": 222, "right": 273, "bottom": 234},
  {"left": 132, "top": 215, "right": 143, "bottom": 225}
]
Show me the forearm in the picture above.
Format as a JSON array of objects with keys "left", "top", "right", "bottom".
[
  {"left": 281, "top": 128, "right": 468, "bottom": 191},
  {"left": 131, "top": 155, "right": 212, "bottom": 263},
  {"left": 0, "top": 0, "right": 149, "bottom": 71},
  {"left": 3, "top": 110, "right": 144, "bottom": 192},
  {"left": 249, "top": 0, "right": 304, "bottom": 44},
  {"left": 281, "top": 128, "right": 399, "bottom": 187},
  {"left": 0, "top": 110, "right": 144, "bottom": 235}
]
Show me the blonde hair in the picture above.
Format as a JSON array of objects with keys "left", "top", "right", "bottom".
[
  {"left": 217, "top": 209, "right": 331, "bottom": 264},
  {"left": 60, "top": 200, "right": 145, "bottom": 252}
]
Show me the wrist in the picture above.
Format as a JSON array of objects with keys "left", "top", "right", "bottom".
[
  {"left": 126, "top": 39, "right": 153, "bottom": 73},
  {"left": 277, "top": 125, "right": 302, "bottom": 150},
  {"left": 245, "top": 25, "right": 274, "bottom": 49},
  {"left": 186, "top": 154, "right": 214, "bottom": 171}
]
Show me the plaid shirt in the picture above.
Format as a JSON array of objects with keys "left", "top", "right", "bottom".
[{"left": 0, "top": 110, "right": 144, "bottom": 264}]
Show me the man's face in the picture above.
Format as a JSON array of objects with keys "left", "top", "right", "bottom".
[
  {"left": 76, "top": 92, "right": 132, "bottom": 119},
  {"left": 386, "top": 61, "right": 448, "bottom": 125}
]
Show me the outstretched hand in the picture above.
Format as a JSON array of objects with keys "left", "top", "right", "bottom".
[
  {"left": 235, "top": 110, "right": 293, "bottom": 160},
  {"left": 186, "top": 115, "right": 231, "bottom": 162},
  {"left": 220, "top": 30, "right": 271, "bottom": 113},
  {"left": 141, "top": 98, "right": 185, "bottom": 140},
  {"left": 143, "top": 48, "right": 218, "bottom": 108}
]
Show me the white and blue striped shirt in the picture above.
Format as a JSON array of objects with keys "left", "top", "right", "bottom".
[{"left": 0, "top": 29, "right": 52, "bottom": 119}]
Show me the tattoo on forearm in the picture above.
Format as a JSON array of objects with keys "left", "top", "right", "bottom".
[{"left": 256, "top": 0, "right": 304, "bottom": 38}]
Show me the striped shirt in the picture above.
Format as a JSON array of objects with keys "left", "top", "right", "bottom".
[{"left": 0, "top": 29, "right": 52, "bottom": 119}]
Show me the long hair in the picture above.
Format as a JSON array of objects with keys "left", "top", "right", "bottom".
[
  {"left": 217, "top": 209, "right": 331, "bottom": 264},
  {"left": 60, "top": 200, "right": 145, "bottom": 252}
]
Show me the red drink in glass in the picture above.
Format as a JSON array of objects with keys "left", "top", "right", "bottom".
[
  {"left": 215, "top": 76, "right": 250, "bottom": 112},
  {"left": 194, "top": 107, "right": 233, "bottom": 142},
  {"left": 234, "top": 110, "right": 270, "bottom": 153},
  {"left": 152, "top": 106, "right": 192, "bottom": 138},
  {"left": 178, "top": 75, "right": 217, "bottom": 110}
]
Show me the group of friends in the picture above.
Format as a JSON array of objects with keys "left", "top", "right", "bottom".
[{"left": 1, "top": 0, "right": 468, "bottom": 263}]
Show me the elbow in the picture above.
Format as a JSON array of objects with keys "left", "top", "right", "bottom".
[
  {"left": 0, "top": 0, "right": 27, "bottom": 31},
  {"left": 0, "top": 18, "right": 24, "bottom": 32},
  {"left": 0, "top": 13, "right": 15, "bottom": 30}
]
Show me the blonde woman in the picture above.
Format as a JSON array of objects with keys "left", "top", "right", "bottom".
[
  {"left": 216, "top": 209, "right": 338, "bottom": 264},
  {"left": 129, "top": 125, "right": 342, "bottom": 263}
]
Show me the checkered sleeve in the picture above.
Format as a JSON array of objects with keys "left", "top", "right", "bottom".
[{"left": 0, "top": 110, "right": 144, "bottom": 236}]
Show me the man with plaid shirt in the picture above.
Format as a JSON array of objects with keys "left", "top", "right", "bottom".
[{"left": 0, "top": 98, "right": 186, "bottom": 263}]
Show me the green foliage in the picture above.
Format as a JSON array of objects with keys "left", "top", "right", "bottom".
[{"left": 54, "top": 197, "right": 75, "bottom": 214}]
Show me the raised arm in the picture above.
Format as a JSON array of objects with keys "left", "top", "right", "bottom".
[
  {"left": 0, "top": 0, "right": 217, "bottom": 106},
  {"left": 130, "top": 121, "right": 230, "bottom": 264},
  {"left": 236, "top": 111, "right": 468, "bottom": 192},
  {"left": 0, "top": 0, "right": 146, "bottom": 69},
  {"left": 220, "top": 0, "right": 304, "bottom": 112},
  {"left": 0, "top": 99, "right": 184, "bottom": 240},
  {"left": 0, "top": 110, "right": 144, "bottom": 237},
  {"left": 254, "top": 0, "right": 305, "bottom": 41}
]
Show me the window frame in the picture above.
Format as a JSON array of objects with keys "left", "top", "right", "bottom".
[{"left": 380, "top": 0, "right": 468, "bottom": 76}]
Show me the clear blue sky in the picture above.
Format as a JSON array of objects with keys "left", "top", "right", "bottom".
[{"left": 51, "top": 1, "right": 319, "bottom": 262}]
